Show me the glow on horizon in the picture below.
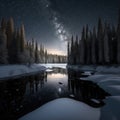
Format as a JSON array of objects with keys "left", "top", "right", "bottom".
[{"left": 47, "top": 49, "right": 67, "bottom": 56}]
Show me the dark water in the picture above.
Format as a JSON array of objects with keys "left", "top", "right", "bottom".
[{"left": 0, "top": 67, "right": 110, "bottom": 120}]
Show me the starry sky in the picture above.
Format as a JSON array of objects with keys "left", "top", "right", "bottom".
[{"left": 0, "top": 0, "right": 120, "bottom": 55}]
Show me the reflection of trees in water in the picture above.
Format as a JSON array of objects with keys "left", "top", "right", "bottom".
[
  {"left": 28, "top": 72, "right": 47, "bottom": 94},
  {"left": 0, "top": 77, "right": 27, "bottom": 119},
  {"left": 48, "top": 68, "right": 67, "bottom": 75},
  {"left": 68, "top": 69, "right": 110, "bottom": 107},
  {"left": 0, "top": 72, "right": 47, "bottom": 119}
]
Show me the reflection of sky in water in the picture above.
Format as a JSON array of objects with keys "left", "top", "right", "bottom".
[{"left": 47, "top": 73, "right": 68, "bottom": 86}]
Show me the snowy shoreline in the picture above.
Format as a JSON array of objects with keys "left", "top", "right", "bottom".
[
  {"left": 0, "top": 64, "right": 46, "bottom": 80},
  {"left": 67, "top": 65, "right": 120, "bottom": 74},
  {"left": 0, "top": 63, "right": 67, "bottom": 80}
]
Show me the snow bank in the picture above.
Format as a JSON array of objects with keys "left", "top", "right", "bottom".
[
  {"left": 68, "top": 65, "right": 95, "bottom": 71},
  {"left": 19, "top": 98, "right": 100, "bottom": 120},
  {"left": 96, "top": 66, "right": 120, "bottom": 74},
  {"left": 100, "top": 96, "right": 120, "bottom": 120},
  {"left": 81, "top": 74, "right": 120, "bottom": 96},
  {"left": 68, "top": 65, "right": 120, "bottom": 74},
  {"left": 0, "top": 64, "right": 46, "bottom": 80},
  {"left": 41, "top": 63, "right": 67, "bottom": 69}
]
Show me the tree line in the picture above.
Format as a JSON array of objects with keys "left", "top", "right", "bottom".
[
  {"left": 68, "top": 11, "right": 120, "bottom": 65},
  {"left": 0, "top": 18, "right": 67, "bottom": 64}
]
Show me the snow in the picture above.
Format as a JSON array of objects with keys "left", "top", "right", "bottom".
[
  {"left": 69, "top": 65, "right": 120, "bottom": 74},
  {"left": 0, "top": 64, "right": 46, "bottom": 80},
  {"left": 68, "top": 65, "right": 95, "bottom": 71},
  {"left": 41, "top": 63, "right": 67, "bottom": 69},
  {"left": 100, "top": 96, "right": 120, "bottom": 120},
  {"left": 78, "top": 66, "right": 120, "bottom": 120},
  {"left": 96, "top": 66, "right": 120, "bottom": 74},
  {"left": 19, "top": 98, "right": 100, "bottom": 120},
  {"left": 81, "top": 71, "right": 92, "bottom": 76},
  {"left": 81, "top": 74, "right": 120, "bottom": 96}
]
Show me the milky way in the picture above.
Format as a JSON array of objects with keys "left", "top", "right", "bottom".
[
  {"left": 40, "top": 0, "right": 69, "bottom": 41},
  {"left": 0, "top": 0, "right": 120, "bottom": 55}
]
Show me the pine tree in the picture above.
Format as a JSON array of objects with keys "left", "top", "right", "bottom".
[
  {"left": 20, "top": 24, "right": 26, "bottom": 52},
  {"left": 97, "top": 18, "right": 104, "bottom": 64},
  {"left": 75, "top": 35, "right": 79, "bottom": 64},
  {"left": 1, "top": 18, "right": 6, "bottom": 31},
  {"left": 35, "top": 41, "right": 39, "bottom": 63},
  {"left": 91, "top": 27, "right": 96, "bottom": 64},
  {"left": 10, "top": 30, "right": 19, "bottom": 63},
  {"left": 111, "top": 25, "right": 117, "bottom": 63},
  {"left": 67, "top": 41, "right": 70, "bottom": 64},
  {"left": 103, "top": 23, "right": 110, "bottom": 64},
  {"left": 79, "top": 27, "right": 85, "bottom": 64},
  {"left": 117, "top": 10, "right": 120, "bottom": 64},
  {"left": 0, "top": 28, "right": 8, "bottom": 64},
  {"left": 70, "top": 36, "right": 74, "bottom": 64},
  {"left": 6, "top": 17, "right": 14, "bottom": 49},
  {"left": 44, "top": 49, "right": 47, "bottom": 63},
  {"left": 85, "top": 25, "right": 91, "bottom": 64}
]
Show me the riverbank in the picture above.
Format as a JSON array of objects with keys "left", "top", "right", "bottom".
[
  {"left": 0, "top": 64, "right": 46, "bottom": 80},
  {"left": 0, "top": 63, "right": 67, "bottom": 80},
  {"left": 68, "top": 65, "right": 120, "bottom": 74}
]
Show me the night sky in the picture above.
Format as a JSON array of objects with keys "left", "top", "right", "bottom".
[{"left": 0, "top": 0, "right": 120, "bottom": 55}]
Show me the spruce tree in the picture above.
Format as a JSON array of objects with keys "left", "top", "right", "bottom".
[
  {"left": 6, "top": 17, "right": 14, "bottom": 49},
  {"left": 91, "top": 27, "right": 96, "bottom": 64},
  {"left": 79, "top": 27, "right": 85, "bottom": 64},
  {"left": 1, "top": 18, "right": 6, "bottom": 31},
  {"left": 0, "top": 28, "right": 8, "bottom": 64},
  {"left": 97, "top": 18, "right": 104, "bottom": 64},
  {"left": 20, "top": 24, "right": 25, "bottom": 52},
  {"left": 103, "top": 23, "right": 110, "bottom": 64},
  {"left": 117, "top": 10, "right": 120, "bottom": 64},
  {"left": 67, "top": 41, "right": 70, "bottom": 64},
  {"left": 35, "top": 41, "right": 39, "bottom": 63}
]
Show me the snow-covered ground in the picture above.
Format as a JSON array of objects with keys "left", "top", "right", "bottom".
[
  {"left": 68, "top": 65, "right": 120, "bottom": 74},
  {"left": 0, "top": 63, "right": 67, "bottom": 80},
  {"left": 41, "top": 63, "right": 67, "bottom": 69},
  {"left": 79, "top": 66, "right": 120, "bottom": 120},
  {"left": 0, "top": 64, "right": 46, "bottom": 80},
  {"left": 19, "top": 98, "right": 100, "bottom": 120}
]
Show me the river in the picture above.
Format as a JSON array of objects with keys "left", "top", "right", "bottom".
[{"left": 0, "top": 65, "right": 109, "bottom": 120}]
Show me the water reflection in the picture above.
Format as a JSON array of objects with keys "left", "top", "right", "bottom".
[
  {"left": 0, "top": 67, "right": 110, "bottom": 120},
  {"left": 68, "top": 69, "right": 110, "bottom": 107}
]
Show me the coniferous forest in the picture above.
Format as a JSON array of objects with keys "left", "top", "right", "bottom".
[
  {"left": 0, "top": 18, "right": 67, "bottom": 64},
  {"left": 68, "top": 11, "right": 120, "bottom": 65}
]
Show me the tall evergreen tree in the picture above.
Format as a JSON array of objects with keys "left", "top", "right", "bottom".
[
  {"left": 35, "top": 41, "right": 39, "bottom": 63},
  {"left": 67, "top": 41, "right": 70, "bottom": 64},
  {"left": 97, "top": 18, "right": 104, "bottom": 64},
  {"left": 103, "top": 23, "right": 110, "bottom": 64},
  {"left": 20, "top": 24, "right": 26, "bottom": 52},
  {"left": 74, "top": 35, "right": 79, "bottom": 64},
  {"left": 79, "top": 27, "right": 85, "bottom": 64},
  {"left": 0, "top": 28, "right": 8, "bottom": 64},
  {"left": 91, "top": 27, "right": 97, "bottom": 64},
  {"left": 1, "top": 18, "right": 6, "bottom": 31},
  {"left": 117, "top": 10, "right": 120, "bottom": 64},
  {"left": 6, "top": 17, "right": 14, "bottom": 49},
  {"left": 85, "top": 25, "right": 91, "bottom": 64}
]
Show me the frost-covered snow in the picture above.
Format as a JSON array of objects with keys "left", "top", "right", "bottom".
[
  {"left": 0, "top": 64, "right": 46, "bottom": 80},
  {"left": 19, "top": 98, "right": 100, "bottom": 120},
  {"left": 78, "top": 65, "right": 120, "bottom": 120},
  {"left": 100, "top": 96, "right": 120, "bottom": 120},
  {"left": 96, "top": 66, "right": 120, "bottom": 74},
  {"left": 69, "top": 65, "right": 120, "bottom": 74},
  {"left": 81, "top": 74, "right": 120, "bottom": 96},
  {"left": 41, "top": 63, "right": 67, "bottom": 69}
]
